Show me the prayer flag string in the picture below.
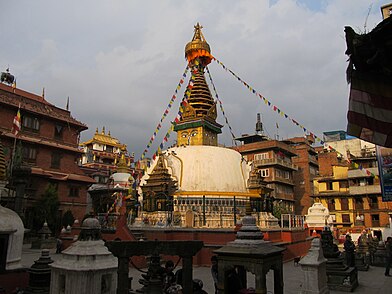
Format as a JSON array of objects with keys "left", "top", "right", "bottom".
[
  {"left": 206, "top": 66, "right": 238, "bottom": 145},
  {"left": 150, "top": 62, "right": 199, "bottom": 161},
  {"left": 213, "top": 57, "right": 378, "bottom": 179},
  {"left": 139, "top": 66, "right": 189, "bottom": 161}
]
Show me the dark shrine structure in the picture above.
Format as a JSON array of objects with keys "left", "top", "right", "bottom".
[
  {"left": 320, "top": 226, "right": 358, "bottom": 292},
  {"left": 214, "top": 210, "right": 285, "bottom": 294},
  {"left": 105, "top": 240, "right": 203, "bottom": 294}
]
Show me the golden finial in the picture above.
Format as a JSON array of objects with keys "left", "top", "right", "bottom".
[
  {"left": 102, "top": 126, "right": 105, "bottom": 135},
  {"left": 185, "top": 23, "right": 212, "bottom": 65},
  {"left": 108, "top": 130, "right": 111, "bottom": 137},
  {"left": 95, "top": 127, "right": 98, "bottom": 134}
]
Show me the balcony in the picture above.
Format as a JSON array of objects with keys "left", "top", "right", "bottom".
[
  {"left": 254, "top": 157, "right": 298, "bottom": 170},
  {"left": 349, "top": 185, "right": 381, "bottom": 195},
  {"left": 273, "top": 176, "right": 294, "bottom": 185},
  {"left": 348, "top": 168, "right": 379, "bottom": 178}
]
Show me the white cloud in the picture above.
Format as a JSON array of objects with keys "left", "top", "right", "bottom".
[{"left": 0, "top": 0, "right": 389, "bottom": 158}]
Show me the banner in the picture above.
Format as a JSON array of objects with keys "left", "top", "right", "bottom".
[{"left": 376, "top": 146, "right": 392, "bottom": 201}]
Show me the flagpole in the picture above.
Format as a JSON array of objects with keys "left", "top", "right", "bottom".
[{"left": 9, "top": 103, "right": 21, "bottom": 179}]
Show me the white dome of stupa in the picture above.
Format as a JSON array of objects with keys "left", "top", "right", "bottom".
[
  {"left": 0, "top": 205, "right": 25, "bottom": 270},
  {"left": 141, "top": 145, "right": 252, "bottom": 195}
]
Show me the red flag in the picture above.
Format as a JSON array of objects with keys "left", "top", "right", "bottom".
[{"left": 12, "top": 106, "right": 21, "bottom": 135}]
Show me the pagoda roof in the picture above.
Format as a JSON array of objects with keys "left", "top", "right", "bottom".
[
  {"left": 0, "top": 83, "right": 87, "bottom": 129},
  {"left": 80, "top": 127, "right": 126, "bottom": 148}
]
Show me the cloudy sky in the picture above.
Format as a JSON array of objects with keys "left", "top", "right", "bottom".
[{"left": 0, "top": 0, "right": 389, "bottom": 159}]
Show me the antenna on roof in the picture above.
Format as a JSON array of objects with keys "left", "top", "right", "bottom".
[
  {"left": 255, "top": 113, "right": 263, "bottom": 135},
  {"left": 66, "top": 96, "right": 69, "bottom": 111},
  {"left": 1, "top": 68, "right": 15, "bottom": 85}
]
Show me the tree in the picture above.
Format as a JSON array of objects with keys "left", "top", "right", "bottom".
[
  {"left": 61, "top": 210, "right": 75, "bottom": 227},
  {"left": 31, "top": 183, "right": 60, "bottom": 233}
]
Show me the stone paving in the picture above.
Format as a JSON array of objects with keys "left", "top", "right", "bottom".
[{"left": 22, "top": 244, "right": 392, "bottom": 293}]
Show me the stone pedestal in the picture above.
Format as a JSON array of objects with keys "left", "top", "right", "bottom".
[
  {"left": 373, "top": 241, "right": 387, "bottom": 267},
  {"left": 259, "top": 212, "right": 279, "bottom": 228},
  {"left": 299, "top": 238, "right": 329, "bottom": 294},
  {"left": 355, "top": 233, "right": 370, "bottom": 271}
]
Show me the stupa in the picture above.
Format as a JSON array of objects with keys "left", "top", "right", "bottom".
[
  {"left": 50, "top": 217, "right": 117, "bottom": 294},
  {"left": 0, "top": 140, "right": 25, "bottom": 271},
  {"left": 138, "top": 24, "right": 272, "bottom": 228}
]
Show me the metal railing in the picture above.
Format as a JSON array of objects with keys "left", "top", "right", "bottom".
[{"left": 280, "top": 214, "right": 306, "bottom": 229}]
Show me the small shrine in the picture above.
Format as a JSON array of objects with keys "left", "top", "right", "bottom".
[
  {"left": 305, "top": 202, "right": 330, "bottom": 228},
  {"left": 299, "top": 238, "right": 329, "bottom": 294},
  {"left": 50, "top": 217, "right": 118, "bottom": 294},
  {"left": 24, "top": 249, "right": 53, "bottom": 294},
  {"left": 105, "top": 240, "right": 203, "bottom": 294},
  {"left": 138, "top": 152, "right": 177, "bottom": 227},
  {"left": 320, "top": 226, "right": 358, "bottom": 291},
  {"left": 31, "top": 221, "right": 56, "bottom": 249},
  {"left": 214, "top": 209, "right": 285, "bottom": 294},
  {"left": 355, "top": 231, "right": 370, "bottom": 271}
]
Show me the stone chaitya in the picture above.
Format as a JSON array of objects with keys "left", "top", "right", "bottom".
[
  {"left": 214, "top": 207, "right": 285, "bottom": 294},
  {"left": 50, "top": 217, "right": 118, "bottom": 294},
  {"left": 320, "top": 226, "right": 358, "bottom": 292}
]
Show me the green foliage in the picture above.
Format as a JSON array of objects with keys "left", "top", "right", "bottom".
[
  {"left": 272, "top": 204, "right": 290, "bottom": 222},
  {"left": 31, "top": 184, "right": 60, "bottom": 233},
  {"left": 61, "top": 210, "right": 75, "bottom": 227}
]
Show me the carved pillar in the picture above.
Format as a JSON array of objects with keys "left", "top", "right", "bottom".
[
  {"left": 273, "top": 262, "right": 284, "bottom": 294},
  {"left": 255, "top": 270, "right": 267, "bottom": 294},
  {"left": 182, "top": 256, "right": 193, "bottom": 294},
  {"left": 117, "top": 257, "right": 129, "bottom": 294}
]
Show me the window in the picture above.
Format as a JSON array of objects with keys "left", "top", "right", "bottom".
[
  {"left": 51, "top": 152, "right": 61, "bottom": 169},
  {"left": 54, "top": 124, "right": 63, "bottom": 140},
  {"left": 101, "top": 274, "right": 112, "bottom": 293},
  {"left": 69, "top": 186, "right": 80, "bottom": 197},
  {"left": 59, "top": 275, "right": 65, "bottom": 293},
  {"left": 342, "top": 214, "right": 350, "bottom": 223},
  {"left": 326, "top": 182, "right": 333, "bottom": 190},
  {"left": 371, "top": 214, "right": 380, "bottom": 227},
  {"left": 106, "top": 146, "right": 113, "bottom": 153},
  {"left": 254, "top": 152, "right": 269, "bottom": 161},
  {"left": 22, "top": 115, "right": 40, "bottom": 132},
  {"left": 340, "top": 198, "right": 349, "bottom": 210},
  {"left": 22, "top": 145, "right": 37, "bottom": 162},
  {"left": 260, "top": 169, "right": 269, "bottom": 177},
  {"left": 339, "top": 181, "right": 348, "bottom": 189},
  {"left": 355, "top": 197, "right": 363, "bottom": 210},
  {"left": 328, "top": 199, "right": 335, "bottom": 211},
  {"left": 369, "top": 196, "right": 378, "bottom": 209}
]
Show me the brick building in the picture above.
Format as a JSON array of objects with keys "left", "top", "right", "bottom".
[
  {"left": 0, "top": 81, "right": 95, "bottom": 228},
  {"left": 312, "top": 132, "right": 392, "bottom": 233},
  {"left": 233, "top": 133, "right": 297, "bottom": 214},
  {"left": 283, "top": 135, "right": 319, "bottom": 216}
]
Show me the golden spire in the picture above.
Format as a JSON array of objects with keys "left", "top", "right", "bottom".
[
  {"left": 101, "top": 126, "right": 105, "bottom": 135},
  {"left": 185, "top": 23, "right": 213, "bottom": 66},
  {"left": 95, "top": 127, "right": 99, "bottom": 134}
]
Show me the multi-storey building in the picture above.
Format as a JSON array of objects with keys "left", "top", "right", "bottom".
[
  {"left": 80, "top": 127, "right": 133, "bottom": 173},
  {"left": 312, "top": 132, "right": 392, "bottom": 236},
  {"left": 0, "top": 80, "right": 95, "bottom": 227},
  {"left": 234, "top": 129, "right": 298, "bottom": 214},
  {"left": 283, "top": 135, "right": 319, "bottom": 216}
]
